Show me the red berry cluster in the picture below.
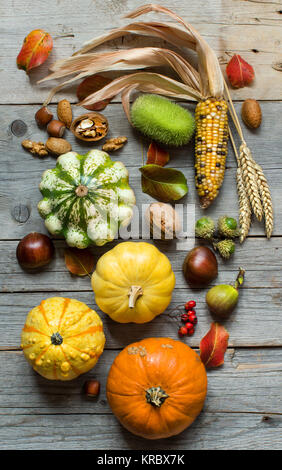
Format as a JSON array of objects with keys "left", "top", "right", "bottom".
[{"left": 178, "top": 300, "right": 197, "bottom": 337}]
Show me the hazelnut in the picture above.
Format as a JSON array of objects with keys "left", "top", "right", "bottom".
[
  {"left": 35, "top": 106, "right": 53, "bottom": 127},
  {"left": 47, "top": 120, "right": 66, "bottom": 137},
  {"left": 84, "top": 380, "right": 100, "bottom": 397}
]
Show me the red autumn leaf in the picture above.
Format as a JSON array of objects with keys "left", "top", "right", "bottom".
[
  {"left": 64, "top": 248, "right": 95, "bottom": 277},
  {"left": 226, "top": 54, "right": 255, "bottom": 89},
  {"left": 200, "top": 322, "right": 229, "bottom": 369},
  {"left": 146, "top": 142, "right": 170, "bottom": 166},
  {"left": 17, "top": 29, "right": 53, "bottom": 73},
  {"left": 77, "top": 74, "right": 113, "bottom": 111}
]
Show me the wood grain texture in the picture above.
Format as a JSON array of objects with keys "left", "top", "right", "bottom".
[
  {"left": 1, "top": 0, "right": 282, "bottom": 451},
  {"left": 1, "top": 0, "right": 282, "bottom": 103},
  {"left": 0, "top": 412, "right": 281, "bottom": 450},
  {"left": 1, "top": 238, "right": 282, "bottom": 292},
  {"left": 0, "top": 349, "right": 281, "bottom": 416},
  {"left": 0, "top": 286, "right": 281, "bottom": 349}
]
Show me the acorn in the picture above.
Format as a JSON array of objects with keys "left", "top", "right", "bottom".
[
  {"left": 195, "top": 217, "right": 215, "bottom": 240},
  {"left": 218, "top": 216, "right": 239, "bottom": 238},
  {"left": 206, "top": 268, "right": 245, "bottom": 318},
  {"left": 214, "top": 239, "right": 235, "bottom": 259}
]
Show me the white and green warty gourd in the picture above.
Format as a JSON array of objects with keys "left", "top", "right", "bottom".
[{"left": 38, "top": 150, "right": 136, "bottom": 248}]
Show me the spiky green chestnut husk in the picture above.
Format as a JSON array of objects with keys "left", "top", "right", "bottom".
[
  {"left": 130, "top": 94, "right": 195, "bottom": 146},
  {"left": 195, "top": 217, "right": 215, "bottom": 239},
  {"left": 218, "top": 216, "right": 239, "bottom": 238},
  {"left": 214, "top": 239, "right": 235, "bottom": 259}
]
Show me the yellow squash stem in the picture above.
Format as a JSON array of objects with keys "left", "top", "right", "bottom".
[{"left": 128, "top": 285, "right": 143, "bottom": 308}]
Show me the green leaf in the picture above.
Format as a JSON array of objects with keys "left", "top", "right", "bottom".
[{"left": 139, "top": 164, "right": 188, "bottom": 202}]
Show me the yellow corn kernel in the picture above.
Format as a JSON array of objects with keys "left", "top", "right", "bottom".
[{"left": 195, "top": 98, "right": 228, "bottom": 208}]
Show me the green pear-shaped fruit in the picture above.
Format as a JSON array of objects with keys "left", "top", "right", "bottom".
[{"left": 206, "top": 268, "right": 245, "bottom": 318}]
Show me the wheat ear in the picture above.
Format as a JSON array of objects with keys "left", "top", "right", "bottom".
[
  {"left": 236, "top": 167, "right": 252, "bottom": 242},
  {"left": 239, "top": 143, "right": 263, "bottom": 221},
  {"left": 253, "top": 162, "right": 274, "bottom": 238},
  {"left": 229, "top": 128, "right": 252, "bottom": 242}
]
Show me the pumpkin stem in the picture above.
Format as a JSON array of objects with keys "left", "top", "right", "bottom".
[
  {"left": 146, "top": 387, "right": 169, "bottom": 407},
  {"left": 75, "top": 185, "right": 88, "bottom": 197},
  {"left": 51, "top": 332, "right": 63, "bottom": 345},
  {"left": 128, "top": 285, "right": 143, "bottom": 308}
]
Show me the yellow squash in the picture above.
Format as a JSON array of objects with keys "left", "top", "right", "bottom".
[
  {"left": 91, "top": 242, "right": 175, "bottom": 323},
  {"left": 21, "top": 297, "right": 105, "bottom": 381}
]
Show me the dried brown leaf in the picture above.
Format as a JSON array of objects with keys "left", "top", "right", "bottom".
[
  {"left": 147, "top": 142, "right": 169, "bottom": 166},
  {"left": 76, "top": 74, "right": 113, "bottom": 111},
  {"left": 64, "top": 248, "right": 95, "bottom": 277}
]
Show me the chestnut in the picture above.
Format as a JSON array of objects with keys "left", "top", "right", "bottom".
[
  {"left": 35, "top": 106, "right": 53, "bottom": 127},
  {"left": 16, "top": 232, "right": 54, "bottom": 269},
  {"left": 84, "top": 380, "right": 100, "bottom": 397},
  {"left": 183, "top": 246, "right": 218, "bottom": 287},
  {"left": 47, "top": 119, "right": 66, "bottom": 137}
]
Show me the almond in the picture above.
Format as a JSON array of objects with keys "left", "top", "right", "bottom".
[
  {"left": 241, "top": 99, "right": 262, "bottom": 129},
  {"left": 45, "top": 137, "right": 72, "bottom": 156},
  {"left": 57, "top": 99, "right": 72, "bottom": 128}
]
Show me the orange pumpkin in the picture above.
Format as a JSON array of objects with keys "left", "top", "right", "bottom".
[{"left": 106, "top": 337, "right": 207, "bottom": 439}]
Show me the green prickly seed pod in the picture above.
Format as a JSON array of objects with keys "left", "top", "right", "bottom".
[
  {"left": 215, "top": 239, "right": 235, "bottom": 259},
  {"left": 195, "top": 217, "right": 215, "bottom": 240},
  {"left": 218, "top": 216, "right": 239, "bottom": 238},
  {"left": 131, "top": 94, "right": 195, "bottom": 147}
]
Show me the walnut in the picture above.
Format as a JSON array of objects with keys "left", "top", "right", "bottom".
[
  {"left": 145, "top": 202, "right": 180, "bottom": 240},
  {"left": 70, "top": 113, "right": 108, "bottom": 142},
  {"left": 102, "top": 136, "right": 127, "bottom": 152},
  {"left": 22, "top": 140, "right": 48, "bottom": 156}
]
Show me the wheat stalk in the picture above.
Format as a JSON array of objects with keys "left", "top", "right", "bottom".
[
  {"left": 239, "top": 142, "right": 263, "bottom": 222},
  {"left": 236, "top": 167, "right": 252, "bottom": 243},
  {"left": 229, "top": 128, "right": 252, "bottom": 242},
  {"left": 253, "top": 162, "right": 274, "bottom": 238}
]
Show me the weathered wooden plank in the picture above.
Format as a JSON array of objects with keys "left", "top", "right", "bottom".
[
  {"left": 1, "top": 1, "right": 282, "bottom": 102},
  {"left": 0, "top": 102, "right": 281, "bottom": 238},
  {"left": 0, "top": 411, "right": 281, "bottom": 450},
  {"left": 1, "top": 165, "right": 279, "bottom": 237},
  {"left": 0, "top": 349, "right": 281, "bottom": 417},
  {"left": 1, "top": 238, "right": 281, "bottom": 292},
  {"left": 1, "top": 102, "right": 281, "bottom": 168},
  {"left": 0, "top": 287, "right": 281, "bottom": 349}
]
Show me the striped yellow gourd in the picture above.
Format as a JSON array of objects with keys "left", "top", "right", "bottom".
[{"left": 21, "top": 297, "right": 105, "bottom": 380}]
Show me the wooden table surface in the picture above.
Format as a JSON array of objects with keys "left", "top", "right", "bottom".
[{"left": 0, "top": 0, "right": 282, "bottom": 450}]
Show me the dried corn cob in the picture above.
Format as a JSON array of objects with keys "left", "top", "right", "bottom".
[{"left": 195, "top": 98, "right": 229, "bottom": 208}]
